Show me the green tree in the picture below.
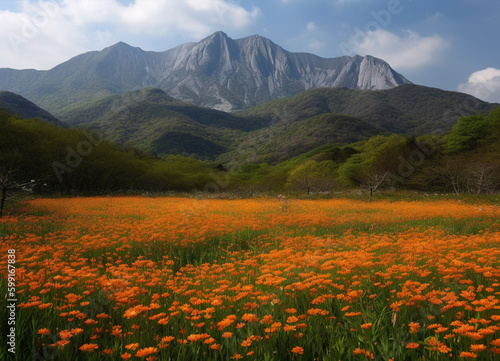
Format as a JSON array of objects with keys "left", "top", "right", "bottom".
[
  {"left": 286, "top": 160, "right": 337, "bottom": 194},
  {"left": 447, "top": 114, "right": 490, "bottom": 152}
]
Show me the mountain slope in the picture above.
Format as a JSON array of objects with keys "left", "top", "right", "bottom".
[
  {"left": 218, "top": 113, "right": 387, "bottom": 166},
  {"left": 0, "top": 32, "right": 410, "bottom": 113},
  {"left": 238, "top": 84, "right": 500, "bottom": 135},
  {"left": 60, "top": 88, "right": 268, "bottom": 159},
  {"left": 0, "top": 91, "right": 64, "bottom": 126},
  {"left": 55, "top": 84, "right": 498, "bottom": 163}
]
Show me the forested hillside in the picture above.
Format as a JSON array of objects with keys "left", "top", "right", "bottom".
[{"left": 1, "top": 105, "right": 499, "bottom": 195}]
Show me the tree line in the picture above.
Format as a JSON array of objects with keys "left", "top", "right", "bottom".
[{"left": 1, "top": 106, "right": 499, "bottom": 197}]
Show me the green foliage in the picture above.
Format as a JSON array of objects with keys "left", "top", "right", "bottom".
[
  {"left": 0, "top": 111, "right": 216, "bottom": 193},
  {"left": 286, "top": 159, "right": 338, "bottom": 193},
  {"left": 336, "top": 134, "right": 414, "bottom": 187},
  {"left": 54, "top": 88, "right": 266, "bottom": 160},
  {"left": 485, "top": 106, "right": 500, "bottom": 143},
  {"left": 446, "top": 114, "right": 490, "bottom": 152},
  {"left": 2, "top": 94, "right": 500, "bottom": 196},
  {"left": 238, "top": 85, "right": 498, "bottom": 136},
  {"left": 0, "top": 91, "right": 65, "bottom": 126}
]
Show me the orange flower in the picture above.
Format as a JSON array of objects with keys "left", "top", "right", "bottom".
[
  {"left": 59, "top": 330, "right": 73, "bottom": 339},
  {"left": 406, "top": 342, "right": 419, "bottom": 349},
  {"left": 470, "top": 344, "right": 487, "bottom": 352},
  {"left": 460, "top": 352, "right": 477, "bottom": 358},
  {"left": 70, "top": 328, "right": 83, "bottom": 335},
  {"left": 161, "top": 336, "right": 175, "bottom": 343},
  {"left": 292, "top": 346, "right": 304, "bottom": 355},
  {"left": 121, "top": 353, "right": 132, "bottom": 360},
  {"left": 241, "top": 313, "right": 259, "bottom": 323},
  {"left": 361, "top": 323, "right": 372, "bottom": 329},
  {"left": 135, "top": 347, "right": 158, "bottom": 358},
  {"left": 158, "top": 317, "right": 170, "bottom": 325},
  {"left": 125, "top": 343, "right": 139, "bottom": 350},
  {"left": 55, "top": 339, "right": 70, "bottom": 347},
  {"left": 344, "top": 311, "right": 362, "bottom": 317},
  {"left": 187, "top": 333, "right": 210, "bottom": 342},
  {"left": 426, "top": 337, "right": 451, "bottom": 353},
  {"left": 79, "top": 343, "right": 98, "bottom": 352},
  {"left": 409, "top": 322, "right": 421, "bottom": 333},
  {"left": 222, "top": 332, "right": 233, "bottom": 339},
  {"left": 37, "top": 328, "right": 50, "bottom": 335},
  {"left": 233, "top": 355, "right": 243, "bottom": 360},
  {"left": 112, "top": 325, "right": 122, "bottom": 336},
  {"left": 260, "top": 314, "right": 273, "bottom": 324}
]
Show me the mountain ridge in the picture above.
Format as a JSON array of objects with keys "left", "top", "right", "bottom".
[
  {"left": 0, "top": 31, "right": 410, "bottom": 113},
  {"left": 0, "top": 91, "right": 64, "bottom": 126},
  {"left": 52, "top": 84, "right": 498, "bottom": 165}
]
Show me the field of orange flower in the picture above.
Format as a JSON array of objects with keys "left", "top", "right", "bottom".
[{"left": 1, "top": 196, "right": 500, "bottom": 360}]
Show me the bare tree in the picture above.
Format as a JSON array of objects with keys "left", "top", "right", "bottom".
[
  {"left": 435, "top": 157, "right": 466, "bottom": 196},
  {"left": 466, "top": 163, "right": 500, "bottom": 194},
  {"left": 434, "top": 156, "right": 500, "bottom": 195},
  {"left": 0, "top": 168, "right": 38, "bottom": 217},
  {"left": 364, "top": 171, "right": 390, "bottom": 198}
]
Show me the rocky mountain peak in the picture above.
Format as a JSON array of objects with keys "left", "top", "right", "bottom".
[{"left": 0, "top": 31, "right": 411, "bottom": 113}]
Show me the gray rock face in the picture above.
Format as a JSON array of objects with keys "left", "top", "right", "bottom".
[{"left": 0, "top": 31, "right": 411, "bottom": 113}]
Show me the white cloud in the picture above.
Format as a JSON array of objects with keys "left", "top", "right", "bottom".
[
  {"left": 0, "top": 0, "right": 260, "bottom": 70},
  {"left": 306, "top": 21, "right": 317, "bottom": 32},
  {"left": 458, "top": 68, "right": 500, "bottom": 103},
  {"left": 344, "top": 28, "right": 450, "bottom": 70}
]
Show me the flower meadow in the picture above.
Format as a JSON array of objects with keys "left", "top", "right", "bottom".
[{"left": 1, "top": 196, "right": 500, "bottom": 360}]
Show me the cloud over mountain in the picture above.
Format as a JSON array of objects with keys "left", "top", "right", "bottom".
[
  {"left": 0, "top": 0, "right": 260, "bottom": 70},
  {"left": 458, "top": 67, "right": 500, "bottom": 103},
  {"left": 347, "top": 29, "right": 450, "bottom": 71}
]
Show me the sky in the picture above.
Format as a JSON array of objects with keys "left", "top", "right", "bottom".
[{"left": 0, "top": 0, "right": 499, "bottom": 103}]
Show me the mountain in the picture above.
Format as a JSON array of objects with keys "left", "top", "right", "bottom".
[
  {"left": 219, "top": 112, "right": 387, "bottom": 166},
  {"left": 0, "top": 32, "right": 410, "bottom": 113},
  {"left": 237, "top": 84, "right": 500, "bottom": 135},
  {"left": 219, "top": 84, "right": 499, "bottom": 165},
  {"left": 0, "top": 91, "right": 64, "bottom": 126},
  {"left": 57, "top": 87, "right": 385, "bottom": 162},
  {"left": 59, "top": 87, "right": 269, "bottom": 159},
  {"left": 59, "top": 84, "right": 498, "bottom": 164}
]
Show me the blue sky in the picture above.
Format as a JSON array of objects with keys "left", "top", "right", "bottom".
[{"left": 1, "top": 0, "right": 499, "bottom": 102}]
